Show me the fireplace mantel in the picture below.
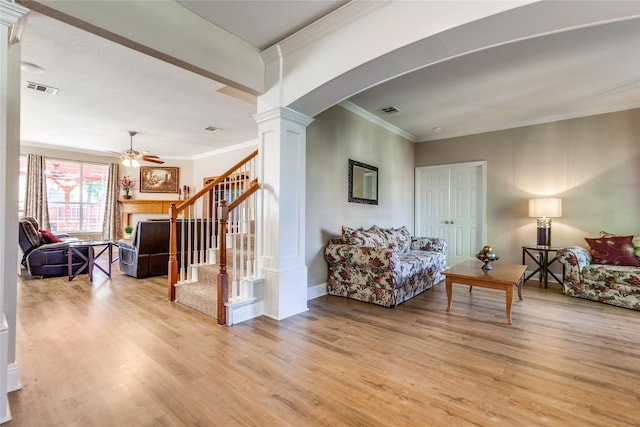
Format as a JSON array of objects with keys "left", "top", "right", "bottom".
[{"left": 118, "top": 199, "right": 179, "bottom": 237}]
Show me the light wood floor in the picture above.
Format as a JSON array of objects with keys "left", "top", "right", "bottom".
[{"left": 8, "top": 265, "right": 640, "bottom": 426}]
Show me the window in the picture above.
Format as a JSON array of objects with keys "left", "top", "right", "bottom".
[
  {"left": 18, "top": 156, "right": 27, "bottom": 218},
  {"left": 19, "top": 156, "right": 109, "bottom": 233}
]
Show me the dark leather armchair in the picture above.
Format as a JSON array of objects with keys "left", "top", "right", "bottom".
[
  {"left": 117, "top": 219, "right": 212, "bottom": 279},
  {"left": 18, "top": 216, "right": 89, "bottom": 277},
  {"left": 118, "top": 220, "right": 173, "bottom": 279}
]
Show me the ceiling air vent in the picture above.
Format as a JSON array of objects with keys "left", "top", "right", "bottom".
[
  {"left": 25, "top": 81, "right": 59, "bottom": 95},
  {"left": 378, "top": 105, "right": 401, "bottom": 115}
]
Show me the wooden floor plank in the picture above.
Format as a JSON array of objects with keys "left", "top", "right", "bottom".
[{"left": 8, "top": 266, "right": 640, "bottom": 426}]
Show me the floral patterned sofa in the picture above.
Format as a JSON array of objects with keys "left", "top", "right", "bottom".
[
  {"left": 557, "top": 234, "right": 640, "bottom": 311},
  {"left": 324, "top": 226, "right": 447, "bottom": 307}
]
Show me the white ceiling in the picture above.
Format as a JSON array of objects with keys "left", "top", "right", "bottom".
[
  {"left": 18, "top": 2, "right": 640, "bottom": 160},
  {"left": 177, "top": 0, "right": 348, "bottom": 50}
]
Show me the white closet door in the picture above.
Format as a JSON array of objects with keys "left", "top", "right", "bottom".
[
  {"left": 415, "top": 162, "right": 486, "bottom": 266},
  {"left": 415, "top": 165, "right": 449, "bottom": 240}
]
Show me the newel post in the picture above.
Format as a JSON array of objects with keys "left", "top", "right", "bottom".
[
  {"left": 217, "top": 200, "right": 229, "bottom": 325},
  {"left": 168, "top": 203, "right": 178, "bottom": 301}
]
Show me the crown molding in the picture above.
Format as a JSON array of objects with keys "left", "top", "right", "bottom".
[
  {"left": 0, "top": 1, "right": 29, "bottom": 27},
  {"left": 260, "top": 0, "right": 390, "bottom": 63},
  {"left": 254, "top": 107, "right": 314, "bottom": 127},
  {"left": 191, "top": 140, "right": 258, "bottom": 161},
  {"left": 339, "top": 101, "right": 417, "bottom": 142}
]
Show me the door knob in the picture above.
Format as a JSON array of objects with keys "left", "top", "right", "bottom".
[
  {"left": 444, "top": 220, "right": 450, "bottom": 224},
  {"left": 450, "top": 220, "right": 455, "bottom": 224}
]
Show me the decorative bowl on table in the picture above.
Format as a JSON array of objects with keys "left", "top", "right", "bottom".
[{"left": 476, "top": 245, "right": 500, "bottom": 270}]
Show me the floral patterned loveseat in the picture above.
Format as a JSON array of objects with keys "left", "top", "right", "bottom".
[
  {"left": 557, "top": 234, "right": 640, "bottom": 311},
  {"left": 324, "top": 226, "right": 447, "bottom": 307}
]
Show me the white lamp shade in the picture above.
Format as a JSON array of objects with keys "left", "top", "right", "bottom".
[{"left": 529, "top": 198, "right": 562, "bottom": 218}]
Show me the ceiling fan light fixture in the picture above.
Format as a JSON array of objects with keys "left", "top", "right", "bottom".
[{"left": 119, "top": 130, "right": 162, "bottom": 166}]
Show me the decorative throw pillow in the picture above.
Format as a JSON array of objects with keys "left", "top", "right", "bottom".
[
  {"left": 584, "top": 236, "right": 639, "bottom": 266},
  {"left": 633, "top": 236, "right": 640, "bottom": 258},
  {"left": 341, "top": 226, "right": 361, "bottom": 244},
  {"left": 40, "top": 229, "right": 62, "bottom": 244},
  {"left": 366, "top": 225, "right": 387, "bottom": 244},
  {"left": 600, "top": 231, "right": 640, "bottom": 259},
  {"left": 341, "top": 226, "right": 385, "bottom": 248},
  {"left": 376, "top": 226, "right": 412, "bottom": 252}
]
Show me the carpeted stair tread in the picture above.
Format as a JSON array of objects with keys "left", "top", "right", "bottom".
[{"left": 175, "top": 281, "right": 217, "bottom": 318}]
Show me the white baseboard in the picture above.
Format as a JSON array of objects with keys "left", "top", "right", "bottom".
[
  {"left": 7, "top": 363, "right": 19, "bottom": 393},
  {"left": 307, "top": 282, "right": 327, "bottom": 300},
  {"left": 227, "top": 300, "right": 263, "bottom": 325}
]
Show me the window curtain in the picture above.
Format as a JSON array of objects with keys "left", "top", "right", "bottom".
[
  {"left": 24, "top": 154, "right": 50, "bottom": 230},
  {"left": 102, "top": 163, "right": 121, "bottom": 241}
]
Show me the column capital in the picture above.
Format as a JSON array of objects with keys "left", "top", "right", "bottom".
[
  {"left": 254, "top": 107, "right": 314, "bottom": 128},
  {"left": 1, "top": 1, "right": 29, "bottom": 27}
]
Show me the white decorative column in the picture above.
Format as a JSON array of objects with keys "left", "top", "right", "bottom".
[
  {"left": 1, "top": 1, "right": 29, "bottom": 423},
  {"left": 255, "top": 107, "right": 313, "bottom": 320}
]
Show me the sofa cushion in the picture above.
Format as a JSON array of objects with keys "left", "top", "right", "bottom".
[
  {"left": 342, "top": 226, "right": 385, "bottom": 248},
  {"left": 582, "top": 264, "right": 640, "bottom": 284},
  {"left": 585, "top": 236, "right": 639, "bottom": 267},
  {"left": 374, "top": 226, "right": 411, "bottom": 252}
]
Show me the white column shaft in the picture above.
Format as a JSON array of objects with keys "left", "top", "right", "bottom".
[{"left": 255, "top": 108, "right": 313, "bottom": 320}]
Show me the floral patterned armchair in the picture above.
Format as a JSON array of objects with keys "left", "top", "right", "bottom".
[
  {"left": 557, "top": 245, "right": 640, "bottom": 311},
  {"left": 324, "top": 226, "right": 447, "bottom": 307}
]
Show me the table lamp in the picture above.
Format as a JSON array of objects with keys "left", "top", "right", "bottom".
[{"left": 528, "top": 198, "right": 562, "bottom": 246}]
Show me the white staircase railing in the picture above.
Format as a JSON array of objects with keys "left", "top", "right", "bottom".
[{"left": 168, "top": 150, "right": 259, "bottom": 325}]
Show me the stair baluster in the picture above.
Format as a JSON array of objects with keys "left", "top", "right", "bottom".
[{"left": 168, "top": 149, "right": 259, "bottom": 325}]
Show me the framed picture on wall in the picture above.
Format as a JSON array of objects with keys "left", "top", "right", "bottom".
[{"left": 139, "top": 166, "right": 179, "bottom": 193}]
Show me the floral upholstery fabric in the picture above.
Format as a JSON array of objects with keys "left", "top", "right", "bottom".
[
  {"left": 557, "top": 246, "right": 640, "bottom": 311},
  {"left": 325, "top": 228, "right": 447, "bottom": 307},
  {"left": 341, "top": 226, "right": 386, "bottom": 248},
  {"left": 368, "top": 225, "right": 412, "bottom": 252}
]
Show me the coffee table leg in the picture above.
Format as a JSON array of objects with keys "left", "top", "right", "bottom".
[
  {"left": 505, "top": 286, "right": 513, "bottom": 325},
  {"left": 518, "top": 275, "right": 523, "bottom": 300},
  {"left": 446, "top": 278, "right": 452, "bottom": 312}
]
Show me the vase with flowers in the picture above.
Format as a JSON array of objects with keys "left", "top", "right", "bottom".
[{"left": 120, "top": 176, "right": 135, "bottom": 199}]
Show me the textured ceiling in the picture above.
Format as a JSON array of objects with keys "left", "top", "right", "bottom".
[{"left": 18, "top": 2, "right": 640, "bottom": 160}]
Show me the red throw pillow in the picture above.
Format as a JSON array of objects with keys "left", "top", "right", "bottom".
[
  {"left": 40, "top": 229, "right": 62, "bottom": 244},
  {"left": 584, "top": 236, "right": 639, "bottom": 266}
]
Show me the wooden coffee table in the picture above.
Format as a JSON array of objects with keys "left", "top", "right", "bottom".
[{"left": 443, "top": 260, "right": 526, "bottom": 325}]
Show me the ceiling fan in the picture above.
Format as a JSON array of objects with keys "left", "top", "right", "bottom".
[{"left": 120, "top": 131, "right": 164, "bottom": 167}]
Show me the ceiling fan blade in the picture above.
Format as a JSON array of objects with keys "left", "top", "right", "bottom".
[
  {"left": 142, "top": 154, "right": 160, "bottom": 159},
  {"left": 142, "top": 156, "right": 164, "bottom": 164}
]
